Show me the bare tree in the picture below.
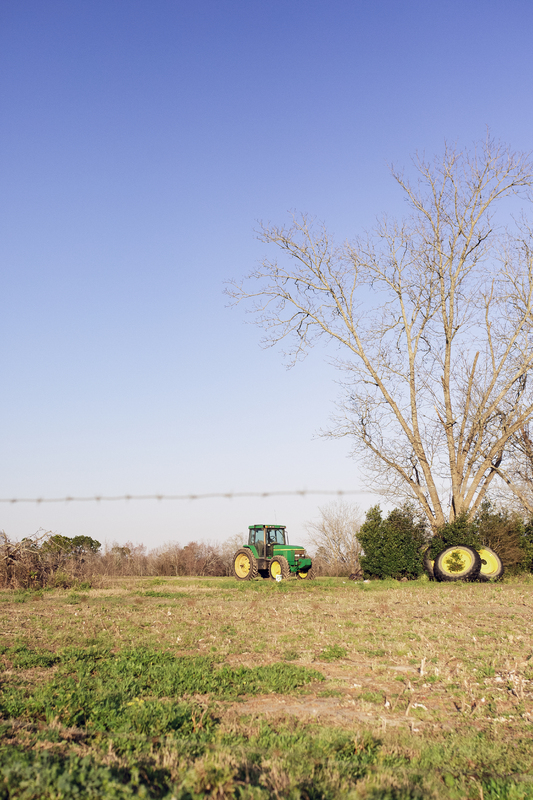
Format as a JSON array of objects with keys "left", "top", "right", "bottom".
[
  {"left": 228, "top": 136, "right": 533, "bottom": 531},
  {"left": 219, "top": 533, "right": 248, "bottom": 575},
  {"left": 306, "top": 501, "right": 362, "bottom": 575},
  {"left": 493, "top": 425, "right": 533, "bottom": 514}
]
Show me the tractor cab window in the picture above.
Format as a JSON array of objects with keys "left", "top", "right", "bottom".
[
  {"left": 266, "top": 528, "right": 286, "bottom": 546},
  {"left": 249, "top": 528, "right": 265, "bottom": 557}
]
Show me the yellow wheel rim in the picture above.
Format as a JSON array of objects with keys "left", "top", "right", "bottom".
[
  {"left": 234, "top": 554, "right": 251, "bottom": 578},
  {"left": 440, "top": 547, "right": 475, "bottom": 576},
  {"left": 270, "top": 560, "right": 281, "bottom": 578},
  {"left": 298, "top": 570, "right": 308, "bottom": 578},
  {"left": 478, "top": 547, "right": 500, "bottom": 577}
]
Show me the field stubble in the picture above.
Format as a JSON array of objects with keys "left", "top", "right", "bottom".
[{"left": 1, "top": 575, "right": 533, "bottom": 798}]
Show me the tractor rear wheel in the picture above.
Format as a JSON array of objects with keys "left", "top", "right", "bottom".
[
  {"left": 433, "top": 545, "right": 481, "bottom": 582},
  {"left": 478, "top": 546, "right": 504, "bottom": 581},
  {"left": 233, "top": 549, "right": 258, "bottom": 581},
  {"left": 297, "top": 565, "right": 315, "bottom": 579},
  {"left": 269, "top": 556, "right": 290, "bottom": 580}
]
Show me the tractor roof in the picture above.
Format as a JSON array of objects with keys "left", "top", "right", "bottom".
[{"left": 248, "top": 524, "right": 286, "bottom": 529}]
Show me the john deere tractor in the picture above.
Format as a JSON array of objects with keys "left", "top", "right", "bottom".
[{"left": 233, "top": 524, "right": 314, "bottom": 581}]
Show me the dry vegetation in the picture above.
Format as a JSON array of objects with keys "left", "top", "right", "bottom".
[
  {"left": 1, "top": 574, "right": 533, "bottom": 798},
  {"left": 0, "top": 529, "right": 348, "bottom": 590}
]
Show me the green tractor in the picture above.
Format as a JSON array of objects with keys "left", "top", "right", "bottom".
[{"left": 233, "top": 524, "right": 314, "bottom": 581}]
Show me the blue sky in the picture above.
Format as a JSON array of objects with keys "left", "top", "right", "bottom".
[{"left": 1, "top": 0, "right": 533, "bottom": 549}]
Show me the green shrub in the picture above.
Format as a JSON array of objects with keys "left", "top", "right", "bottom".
[
  {"left": 428, "top": 513, "right": 480, "bottom": 560},
  {"left": 358, "top": 505, "right": 427, "bottom": 579},
  {"left": 50, "top": 571, "right": 74, "bottom": 589},
  {"left": 477, "top": 503, "right": 533, "bottom": 573}
]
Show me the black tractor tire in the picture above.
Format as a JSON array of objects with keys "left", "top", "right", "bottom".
[
  {"left": 477, "top": 546, "right": 504, "bottom": 582},
  {"left": 269, "top": 555, "right": 290, "bottom": 580},
  {"left": 297, "top": 565, "right": 315, "bottom": 580},
  {"left": 233, "top": 549, "right": 258, "bottom": 581},
  {"left": 423, "top": 549, "right": 435, "bottom": 580},
  {"left": 433, "top": 545, "right": 481, "bottom": 582}
]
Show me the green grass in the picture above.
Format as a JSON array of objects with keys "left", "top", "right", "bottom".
[
  {"left": 1, "top": 645, "right": 323, "bottom": 724},
  {"left": 2, "top": 576, "right": 533, "bottom": 797}
]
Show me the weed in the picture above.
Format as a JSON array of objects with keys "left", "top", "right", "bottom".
[
  {"left": 319, "top": 644, "right": 347, "bottom": 662},
  {"left": 282, "top": 649, "right": 300, "bottom": 662},
  {"left": 361, "top": 690, "right": 384, "bottom": 704},
  {"left": 66, "top": 592, "right": 87, "bottom": 604},
  {"left": 317, "top": 688, "right": 344, "bottom": 698},
  {"left": 478, "top": 663, "right": 496, "bottom": 678},
  {"left": 12, "top": 588, "right": 43, "bottom": 604},
  {"left": 4, "top": 644, "right": 59, "bottom": 669}
]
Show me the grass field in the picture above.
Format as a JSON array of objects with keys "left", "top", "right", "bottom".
[{"left": 1, "top": 575, "right": 533, "bottom": 799}]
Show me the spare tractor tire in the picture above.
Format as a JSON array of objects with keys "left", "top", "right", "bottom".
[
  {"left": 434, "top": 545, "right": 481, "bottom": 582},
  {"left": 478, "top": 546, "right": 504, "bottom": 582},
  {"left": 269, "top": 555, "right": 290, "bottom": 580},
  {"left": 422, "top": 546, "right": 434, "bottom": 579},
  {"left": 233, "top": 549, "right": 258, "bottom": 581}
]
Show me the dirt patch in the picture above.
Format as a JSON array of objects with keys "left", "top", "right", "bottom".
[{"left": 228, "top": 692, "right": 417, "bottom": 728}]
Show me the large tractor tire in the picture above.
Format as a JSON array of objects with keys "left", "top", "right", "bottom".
[
  {"left": 233, "top": 549, "right": 258, "bottom": 581},
  {"left": 422, "top": 547, "right": 435, "bottom": 580},
  {"left": 478, "top": 546, "right": 504, "bottom": 581},
  {"left": 297, "top": 565, "right": 315, "bottom": 580},
  {"left": 433, "top": 545, "right": 481, "bottom": 582},
  {"left": 269, "top": 555, "right": 290, "bottom": 580}
]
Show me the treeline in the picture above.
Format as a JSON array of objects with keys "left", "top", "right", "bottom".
[
  {"left": 3, "top": 498, "right": 533, "bottom": 588},
  {"left": 0, "top": 528, "right": 351, "bottom": 589},
  {"left": 0, "top": 531, "right": 248, "bottom": 589}
]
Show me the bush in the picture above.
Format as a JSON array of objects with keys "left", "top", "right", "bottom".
[
  {"left": 428, "top": 513, "right": 481, "bottom": 560},
  {"left": 428, "top": 502, "right": 533, "bottom": 573},
  {"left": 477, "top": 503, "right": 533, "bottom": 573},
  {"left": 358, "top": 504, "right": 427, "bottom": 579}
]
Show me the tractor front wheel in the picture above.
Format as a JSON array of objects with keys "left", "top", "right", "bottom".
[
  {"left": 269, "top": 556, "right": 290, "bottom": 580},
  {"left": 478, "top": 546, "right": 504, "bottom": 581},
  {"left": 433, "top": 546, "right": 481, "bottom": 582},
  {"left": 233, "top": 549, "right": 258, "bottom": 581},
  {"left": 297, "top": 565, "right": 315, "bottom": 579}
]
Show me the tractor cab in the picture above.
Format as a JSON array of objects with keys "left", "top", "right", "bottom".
[{"left": 248, "top": 524, "right": 286, "bottom": 558}]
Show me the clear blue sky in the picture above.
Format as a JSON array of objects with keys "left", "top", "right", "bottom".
[{"left": 1, "top": 0, "right": 532, "bottom": 549}]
